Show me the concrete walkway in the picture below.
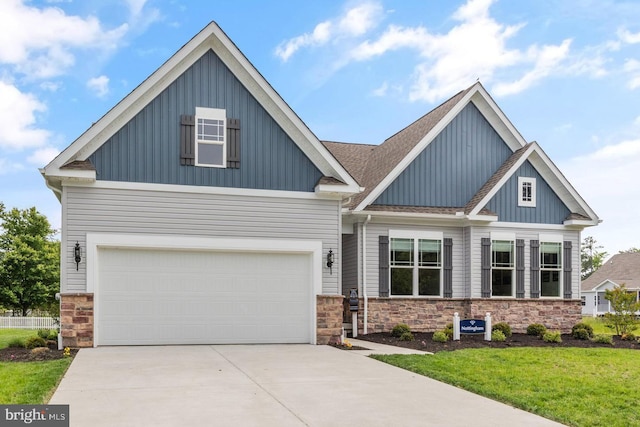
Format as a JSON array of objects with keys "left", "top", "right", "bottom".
[{"left": 51, "top": 345, "right": 564, "bottom": 427}]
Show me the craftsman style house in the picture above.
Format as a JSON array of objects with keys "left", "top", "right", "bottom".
[{"left": 42, "top": 22, "right": 599, "bottom": 347}]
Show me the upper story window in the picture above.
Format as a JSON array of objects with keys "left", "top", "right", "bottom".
[
  {"left": 491, "top": 238, "right": 514, "bottom": 297},
  {"left": 518, "top": 177, "right": 536, "bottom": 207},
  {"left": 195, "top": 107, "right": 226, "bottom": 168},
  {"left": 389, "top": 231, "right": 443, "bottom": 297}
]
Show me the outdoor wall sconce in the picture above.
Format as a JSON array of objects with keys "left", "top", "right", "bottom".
[
  {"left": 74, "top": 242, "right": 82, "bottom": 271},
  {"left": 326, "top": 249, "right": 334, "bottom": 274}
]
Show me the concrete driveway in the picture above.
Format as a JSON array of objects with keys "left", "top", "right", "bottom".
[{"left": 50, "top": 343, "right": 563, "bottom": 427}]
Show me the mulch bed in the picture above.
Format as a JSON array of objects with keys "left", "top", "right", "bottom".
[
  {"left": 0, "top": 344, "right": 78, "bottom": 362},
  {"left": 358, "top": 332, "right": 640, "bottom": 353}
]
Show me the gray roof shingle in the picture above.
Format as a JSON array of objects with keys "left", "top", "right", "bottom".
[{"left": 581, "top": 253, "right": 640, "bottom": 291}]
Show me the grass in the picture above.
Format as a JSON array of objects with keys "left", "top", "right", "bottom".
[
  {"left": 372, "top": 348, "right": 640, "bottom": 427},
  {"left": 580, "top": 316, "right": 616, "bottom": 335},
  {"left": 0, "top": 329, "right": 72, "bottom": 404}
]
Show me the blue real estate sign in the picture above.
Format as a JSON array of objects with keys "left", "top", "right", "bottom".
[{"left": 460, "top": 319, "right": 486, "bottom": 334}]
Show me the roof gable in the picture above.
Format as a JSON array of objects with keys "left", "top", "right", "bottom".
[
  {"left": 42, "top": 22, "right": 359, "bottom": 194},
  {"left": 581, "top": 253, "right": 640, "bottom": 291}
]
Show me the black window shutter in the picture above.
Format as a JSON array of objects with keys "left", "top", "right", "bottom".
[
  {"left": 481, "top": 238, "right": 491, "bottom": 297},
  {"left": 180, "top": 115, "right": 195, "bottom": 166},
  {"left": 530, "top": 240, "right": 540, "bottom": 298},
  {"left": 227, "top": 118, "right": 240, "bottom": 169},
  {"left": 516, "top": 239, "right": 525, "bottom": 298},
  {"left": 443, "top": 238, "right": 453, "bottom": 298},
  {"left": 379, "top": 236, "right": 389, "bottom": 297},
  {"left": 563, "top": 241, "right": 572, "bottom": 299}
]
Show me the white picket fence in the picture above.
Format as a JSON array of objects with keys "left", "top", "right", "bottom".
[{"left": 0, "top": 317, "right": 58, "bottom": 329}]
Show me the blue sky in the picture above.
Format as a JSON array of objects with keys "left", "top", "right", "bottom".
[{"left": 1, "top": 0, "right": 639, "bottom": 257}]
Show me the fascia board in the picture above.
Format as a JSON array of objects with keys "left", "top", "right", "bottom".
[
  {"left": 469, "top": 144, "right": 536, "bottom": 216},
  {"left": 314, "top": 183, "right": 361, "bottom": 195},
  {"left": 353, "top": 85, "right": 480, "bottom": 212},
  {"left": 471, "top": 85, "right": 528, "bottom": 151},
  {"left": 45, "top": 22, "right": 358, "bottom": 189}
]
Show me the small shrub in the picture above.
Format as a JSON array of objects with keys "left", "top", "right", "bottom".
[
  {"left": 543, "top": 330, "right": 562, "bottom": 343},
  {"left": 526, "top": 323, "right": 547, "bottom": 337},
  {"left": 572, "top": 328, "right": 591, "bottom": 340},
  {"left": 37, "top": 329, "right": 50, "bottom": 339},
  {"left": 7, "top": 338, "right": 25, "bottom": 348},
  {"left": 432, "top": 331, "right": 448, "bottom": 343},
  {"left": 571, "top": 322, "right": 594, "bottom": 338},
  {"left": 492, "top": 322, "right": 512, "bottom": 337},
  {"left": 399, "top": 331, "right": 414, "bottom": 341},
  {"left": 48, "top": 329, "right": 59, "bottom": 340},
  {"left": 391, "top": 323, "right": 411, "bottom": 338},
  {"left": 25, "top": 336, "right": 47, "bottom": 349},
  {"left": 443, "top": 323, "right": 454, "bottom": 340},
  {"left": 592, "top": 334, "right": 614, "bottom": 345},
  {"left": 491, "top": 330, "right": 506, "bottom": 342},
  {"left": 31, "top": 347, "right": 51, "bottom": 356},
  {"left": 621, "top": 333, "right": 636, "bottom": 341}
]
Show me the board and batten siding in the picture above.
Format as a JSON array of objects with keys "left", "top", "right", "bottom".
[
  {"left": 373, "top": 103, "right": 513, "bottom": 207},
  {"left": 485, "top": 161, "right": 571, "bottom": 224},
  {"left": 364, "top": 223, "right": 465, "bottom": 298},
  {"left": 468, "top": 227, "right": 580, "bottom": 298},
  {"left": 341, "top": 232, "right": 358, "bottom": 295},
  {"left": 88, "top": 50, "right": 323, "bottom": 192},
  {"left": 62, "top": 186, "right": 340, "bottom": 294}
]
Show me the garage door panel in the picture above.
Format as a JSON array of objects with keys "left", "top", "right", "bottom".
[{"left": 97, "top": 248, "right": 312, "bottom": 345}]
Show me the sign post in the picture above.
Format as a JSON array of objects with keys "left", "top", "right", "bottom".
[{"left": 453, "top": 312, "right": 460, "bottom": 341}]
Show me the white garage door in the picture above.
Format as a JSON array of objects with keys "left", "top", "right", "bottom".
[{"left": 96, "top": 248, "right": 312, "bottom": 346}]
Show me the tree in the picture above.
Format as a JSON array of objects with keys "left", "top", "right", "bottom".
[
  {"left": 0, "top": 205, "right": 60, "bottom": 316},
  {"left": 619, "top": 247, "right": 640, "bottom": 254},
  {"left": 581, "top": 236, "right": 608, "bottom": 280},
  {"left": 603, "top": 284, "right": 640, "bottom": 336}
]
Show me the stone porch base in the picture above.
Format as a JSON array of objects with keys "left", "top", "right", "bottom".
[{"left": 355, "top": 298, "right": 582, "bottom": 335}]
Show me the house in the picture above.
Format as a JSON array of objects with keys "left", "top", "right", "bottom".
[
  {"left": 42, "top": 22, "right": 600, "bottom": 348},
  {"left": 581, "top": 253, "right": 640, "bottom": 316}
]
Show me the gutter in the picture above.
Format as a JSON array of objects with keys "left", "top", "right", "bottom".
[{"left": 362, "top": 214, "right": 372, "bottom": 335}]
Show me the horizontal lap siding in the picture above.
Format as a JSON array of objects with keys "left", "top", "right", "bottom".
[
  {"left": 63, "top": 186, "right": 339, "bottom": 294},
  {"left": 364, "top": 223, "right": 464, "bottom": 297},
  {"left": 470, "top": 227, "right": 580, "bottom": 298},
  {"left": 341, "top": 233, "right": 358, "bottom": 295}
]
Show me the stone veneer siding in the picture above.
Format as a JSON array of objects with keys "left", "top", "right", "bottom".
[
  {"left": 316, "top": 295, "right": 344, "bottom": 345},
  {"left": 60, "top": 293, "right": 94, "bottom": 348},
  {"left": 357, "top": 298, "right": 582, "bottom": 334}
]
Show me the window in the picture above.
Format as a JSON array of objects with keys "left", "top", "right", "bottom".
[
  {"left": 518, "top": 177, "right": 536, "bottom": 207},
  {"left": 581, "top": 296, "right": 586, "bottom": 306},
  {"left": 195, "top": 107, "right": 226, "bottom": 167},
  {"left": 390, "top": 232, "right": 442, "bottom": 297},
  {"left": 491, "top": 240, "right": 514, "bottom": 296},
  {"left": 540, "top": 241, "right": 562, "bottom": 297}
]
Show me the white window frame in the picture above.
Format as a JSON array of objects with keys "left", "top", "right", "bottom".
[
  {"left": 539, "top": 234, "right": 563, "bottom": 298},
  {"left": 389, "top": 230, "right": 443, "bottom": 298},
  {"left": 195, "top": 107, "right": 226, "bottom": 168},
  {"left": 490, "top": 232, "right": 515, "bottom": 298},
  {"left": 518, "top": 177, "right": 536, "bottom": 207}
]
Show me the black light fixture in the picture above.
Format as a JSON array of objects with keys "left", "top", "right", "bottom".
[
  {"left": 326, "top": 249, "right": 334, "bottom": 274},
  {"left": 74, "top": 242, "right": 82, "bottom": 271}
]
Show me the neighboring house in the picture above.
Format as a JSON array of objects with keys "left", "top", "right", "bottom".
[
  {"left": 581, "top": 253, "right": 640, "bottom": 316},
  {"left": 42, "top": 22, "right": 600, "bottom": 348}
]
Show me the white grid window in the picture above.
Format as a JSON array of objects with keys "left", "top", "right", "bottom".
[
  {"left": 195, "top": 107, "right": 226, "bottom": 168},
  {"left": 518, "top": 177, "right": 536, "bottom": 207},
  {"left": 389, "top": 231, "right": 443, "bottom": 297}
]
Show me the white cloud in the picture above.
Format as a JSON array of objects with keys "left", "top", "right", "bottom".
[
  {"left": 618, "top": 28, "right": 640, "bottom": 44},
  {"left": 623, "top": 59, "right": 640, "bottom": 89},
  {"left": 0, "top": 0, "right": 128, "bottom": 79},
  {"left": 87, "top": 75, "right": 110, "bottom": 98},
  {"left": 27, "top": 146, "right": 60, "bottom": 166},
  {"left": 561, "top": 139, "right": 640, "bottom": 254},
  {"left": 0, "top": 80, "right": 50, "bottom": 149},
  {"left": 275, "top": 1, "right": 383, "bottom": 61},
  {"left": 0, "top": 158, "right": 24, "bottom": 175},
  {"left": 371, "top": 81, "right": 388, "bottom": 97},
  {"left": 39, "top": 81, "right": 61, "bottom": 92},
  {"left": 124, "top": 0, "right": 161, "bottom": 34}
]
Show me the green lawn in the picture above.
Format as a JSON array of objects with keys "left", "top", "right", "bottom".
[
  {"left": 372, "top": 348, "right": 640, "bottom": 427},
  {"left": 0, "top": 329, "right": 73, "bottom": 404},
  {"left": 580, "top": 316, "right": 616, "bottom": 335}
]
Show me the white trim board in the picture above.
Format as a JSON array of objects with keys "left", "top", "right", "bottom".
[{"left": 85, "top": 233, "right": 323, "bottom": 346}]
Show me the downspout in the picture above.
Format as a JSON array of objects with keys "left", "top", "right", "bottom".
[{"left": 362, "top": 214, "right": 372, "bottom": 335}]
